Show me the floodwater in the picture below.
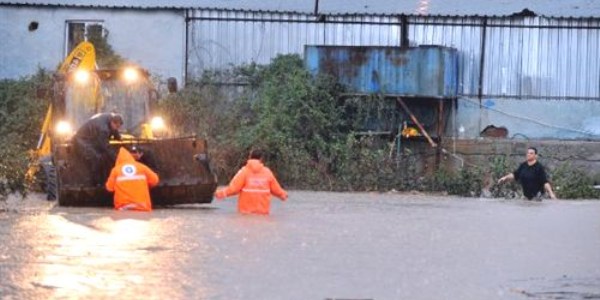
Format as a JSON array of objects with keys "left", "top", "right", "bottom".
[{"left": 1, "top": 192, "right": 599, "bottom": 300}]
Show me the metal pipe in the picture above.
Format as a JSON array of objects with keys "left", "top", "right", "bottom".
[
  {"left": 184, "top": 10, "right": 190, "bottom": 85},
  {"left": 186, "top": 14, "right": 600, "bottom": 30},
  {"left": 400, "top": 14, "right": 409, "bottom": 48},
  {"left": 186, "top": 16, "right": 399, "bottom": 25},
  {"left": 478, "top": 17, "right": 487, "bottom": 134}
]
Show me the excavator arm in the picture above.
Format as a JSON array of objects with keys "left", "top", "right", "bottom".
[{"left": 26, "top": 41, "right": 97, "bottom": 193}]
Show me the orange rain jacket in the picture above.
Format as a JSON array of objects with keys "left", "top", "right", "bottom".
[
  {"left": 215, "top": 159, "right": 287, "bottom": 214},
  {"left": 105, "top": 147, "right": 159, "bottom": 211}
]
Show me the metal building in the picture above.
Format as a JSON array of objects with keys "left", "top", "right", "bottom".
[
  {"left": 2, "top": 1, "right": 600, "bottom": 139},
  {"left": 185, "top": 8, "right": 600, "bottom": 139}
]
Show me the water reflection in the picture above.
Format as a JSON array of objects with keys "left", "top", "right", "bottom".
[
  {"left": 17, "top": 211, "right": 210, "bottom": 299},
  {"left": 38, "top": 215, "right": 149, "bottom": 294},
  {"left": 2, "top": 193, "right": 599, "bottom": 300}
]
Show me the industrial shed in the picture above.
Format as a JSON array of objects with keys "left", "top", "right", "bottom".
[{"left": 1, "top": 0, "right": 600, "bottom": 141}]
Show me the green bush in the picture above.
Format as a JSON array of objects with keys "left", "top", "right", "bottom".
[
  {"left": 160, "top": 54, "right": 424, "bottom": 192},
  {"left": 159, "top": 54, "right": 600, "bottom": 199},
  {"left": 487, "top": 155, "right": 521, "bottom": 198},
  {"left": 430, "top": 167, "right": 484, "bottom": 197},
  {"left": 3, "top": 55, "right": 599, "bottom": 200},
  {"left": 552, "top": 163, "right": 600, "bottom": 199},
  {"left": 0, "top": 71, "right": 50, "bottom": 200}
]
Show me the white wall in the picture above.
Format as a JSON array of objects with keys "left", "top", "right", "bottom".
[
  {"left": 454, "top": 98, "right": 600, "bottom": 139},
  {"left": 0, "top": 6, "right": 185, "bottom": 86}
]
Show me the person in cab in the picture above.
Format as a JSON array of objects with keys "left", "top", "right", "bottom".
[{"left": 72, "top": 112, "right": 123, "bottom": 185}]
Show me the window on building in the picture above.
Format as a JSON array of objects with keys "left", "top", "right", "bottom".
[{"left": 65, "top": 21, "right": 105, "bottom": 56}]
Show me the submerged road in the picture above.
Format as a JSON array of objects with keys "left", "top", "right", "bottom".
[{"left": 1, "top": 192, "right": 599, "bottom": 300}]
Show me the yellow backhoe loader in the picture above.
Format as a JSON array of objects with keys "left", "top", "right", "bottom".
[{"left": 28, "top": 41, "right": 217, "bottom": 206}]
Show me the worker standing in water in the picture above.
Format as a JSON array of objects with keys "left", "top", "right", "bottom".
[
  {"left": 106, "top": 147, "right": 159, "bottom": 211},
  {"left": 215, "top": 149, "right": 287, "bottom": 214},
  {"left": 497, "top": 147, "right": 557, "bottom": 201}
]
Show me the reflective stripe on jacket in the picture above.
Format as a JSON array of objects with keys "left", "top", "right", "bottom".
[
  {"left": 106, "top": 147, "right": 159, "bottom": 211},
  {"left": 217, "top": 159, "right": 287, "bottom": 214}
]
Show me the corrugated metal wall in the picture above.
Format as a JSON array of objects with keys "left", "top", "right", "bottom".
[
  {"left": 186, "top": 10, "right": 400, "bottom": 77},
  {"left": 187, "top": 10, "right": 600, "bottom": 101},
  {"left": 482, "top": 18, "right": 600, "bottom": 100},
  {"left": 186, "top": 9, "right": 600, "bottom": 138},
  {"left": 404, "top": 16, "right": 600, "bottom": 138},
  {"left": 408, "top": 16, "right": 484, "bottom": 97}
]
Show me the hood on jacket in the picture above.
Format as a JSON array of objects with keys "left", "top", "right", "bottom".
[
  {"left": 246, "top": 159, "right": 265, "bottom": 173},
  {"left": 115, "top": 147, "right": 136, "bottom": 165}
]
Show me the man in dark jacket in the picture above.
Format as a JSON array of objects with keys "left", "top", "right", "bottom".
[
  {"left": 72, "top": 112, "right": 123, "bottom": 185},
  {"left": 129, "top": 145, "right": 157, "bottom": 170},
  {"left": 497, "top": 147, "right": 557, "bottom": 200}
]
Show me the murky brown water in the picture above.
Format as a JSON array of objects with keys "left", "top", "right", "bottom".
[{"left": 1, "top": 192, "right": 600, "bottom": 299}]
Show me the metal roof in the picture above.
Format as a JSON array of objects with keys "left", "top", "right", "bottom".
[{"left": 1, "top": 0, "right": 599, "bottom": 18}]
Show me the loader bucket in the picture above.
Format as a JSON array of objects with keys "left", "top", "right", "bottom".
[{"left": 54, "top": 136, "right": 217, "bottom": 207}]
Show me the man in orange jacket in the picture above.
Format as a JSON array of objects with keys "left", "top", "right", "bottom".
[
  {"left": 215, "top": 149, "right": 287, "bottom": 214},
  {"left": 105, "top": 147, "right": 159, "bottom": 211}
]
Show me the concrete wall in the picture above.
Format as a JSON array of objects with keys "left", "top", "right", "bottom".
[
  {"left": 453, "top": 98, "right": 600, "bottom": 140},
  {"left": 0, "top": 6, "right": 185, "bottom": 85},
  {"left": 406, "top": 138, "right": 600, "bottom": 177}
]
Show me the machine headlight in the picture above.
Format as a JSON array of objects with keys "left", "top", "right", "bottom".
[
  {"left": 150, "top": 116, "right": 166, "bottom": 131},
  {"left": 74, "top": 70, "right": 90, "bottom": 84},
  {"left": 55, "top": 120, "right": 73, "bottom": 136},
  {"left": 123, "top": 67, "right": 139, "bottom": 83}
]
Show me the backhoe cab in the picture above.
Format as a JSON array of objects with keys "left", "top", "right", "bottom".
[{"left": 30, "top": 41, "right": 217, "bottom": 206}]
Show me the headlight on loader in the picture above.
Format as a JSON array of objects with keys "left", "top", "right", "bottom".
[
  {"left": 74, "top": 70, "right": 90, "bottom": 84},
  {"left": 55, "top": 120, "right": 73, "bottom": 136},
  {"left": 150, "top": 116, "right": 166, "bottom": 132},
  {"left": 123, "top": 67, "right": 139, "bottom": 83}
]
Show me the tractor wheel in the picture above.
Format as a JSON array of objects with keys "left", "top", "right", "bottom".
[{"left": 39, "top": 155, "right": 58, "bottom": 201}]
